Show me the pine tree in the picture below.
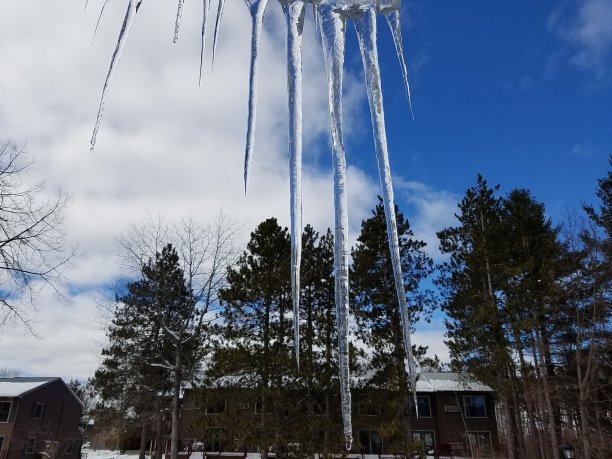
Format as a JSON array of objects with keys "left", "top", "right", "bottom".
[
  {"left": 351, "top": 198, "right": 435, "bottom": 448},
  {"left": 208, "top": 218, "right": 292, "bottom": 455},
  {"left": 95, "top": 244, "right": 202, "bottom": 459},
  {"left": 437, "top": 177, "right": 572, "bottom": 459},
  {"left": 437, "top": 176, "right": 521, "bottom": 458}
]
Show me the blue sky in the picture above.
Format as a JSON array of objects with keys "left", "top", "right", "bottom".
[
  {"left": 0, "top": 0, "right": 610, "bottom": 379},
  {"left": 344, "top": 0, "right": 611, "bottom": 225}
]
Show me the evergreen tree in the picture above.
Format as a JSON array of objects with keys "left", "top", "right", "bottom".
[
  {"left": 437, "top": 177, "right": 572, "bottom": 459},
  {"left": 351, "top": 198, "right": 435, "bottom": 448},
  {"left": 95, "top": 244, "right": 202, "bottom": 459},
  {"left": 437, "top": 176, "right": 520, "bottom": 459},
  {"left": 207, "top": 220, "right": 348, "bottom": 455},
  {"left": 208, "top": 218, "right": 292, "bottom": 456}
]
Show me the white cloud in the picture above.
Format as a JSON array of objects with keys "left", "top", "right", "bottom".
[
  {"left": 548, "top": 0, "right": 612, "bottom": 80},
  {"left": 0, "top": 1, "right": 450, "bottom": 379},
  {"left": 394, "top": 178, "right": 459, "bottom": 260}
]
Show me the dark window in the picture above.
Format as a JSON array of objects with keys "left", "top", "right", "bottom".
[
  {"left": 358, "top": 430, "right": 382, "bottom": 454},
  {"left": 464, "top": 395, "right": 487, "bottom": 418},
  {"left": 0, "top": 402, "right": 11, "bottom": 423},
  {"left": 205, "top": 399, "right": 225, "bottom": 414},
  {"left": 254, "top": 397, "right": 272, "bottom": 414},
  {"left": 235, "top": 400, "right": 249, "bottom": 411},
  {"left": 411, "top": 431, "right": 435, "bottom": 450},
  {"left": 355, "top": 396, "right": 379, "bottom": 416},
  {"left": 33, "top": 402, "right": 45, "bottom": 419},
  {"left": 25, "top": 438, "right": 37, "bottom": 455},
  {"left": 467, "top": 431, "right": 492, "bottom": 456},
  {"left": 410, "top": 396, "right": 432, "bottom": 418},
  {"left": 63, "top": 441, "right": 74, "bottom": 455},
  {"left": 203, "top": 428, "right": 222, "bottom": 452}
]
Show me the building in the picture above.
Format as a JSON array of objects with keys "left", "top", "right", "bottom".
[
  {"left": 179, "top": 372, "right": 500, "bottom": 457},
  {"left": 354, "top": 372, "right": 499, "bottom": 457},
  {"left": 0, "top": 377, "right": 83, "bottom": 459}
]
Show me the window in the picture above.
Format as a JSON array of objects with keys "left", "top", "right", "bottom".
[
  {"left": 358, "top": 430, "right": 382, "bottom": 455},
  {"left": 32, "top": 402, "right": 45, "bottom": 419},
  {"left": 203, "top": 428, "right": 223, "bottom": 452},
  {"left": 236, "top": 400, "right": 250, "bottom": 411},
  {"left": 25, "top": 438, "right": 37, "bottom": 455},
  {"left": 354, "top": 396, "right": 379, "bottom": 416},
  {"left": 0, "top": 401, "right": 11, "bottom": 423},
  {"left": 410, "top": 395, "right": 432, "bottom": 418},
  {"left": 466, "top": 431, "right": 492, "bottom": 457},
  {"left": 205, "top": 398, "right": 225, "bottom": 415},
  {"left": 464, "top": 395, "right": 487, "bottom": 418},
  {"left": 411, "top": 431, "right": 435, "bottom": 450},
  {"left": 63, "top": 441, "right": 74, "bottom": 455}
]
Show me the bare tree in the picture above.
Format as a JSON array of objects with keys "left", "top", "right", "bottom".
[
  {"left": 0, "top": 141, "right": 75, "bottom": 333},
  {"left": 115, "top": 212, "right": 241, "bottom": 459},
  {"left": 0, "top": 367, "right": 21, "bottom": 377}
]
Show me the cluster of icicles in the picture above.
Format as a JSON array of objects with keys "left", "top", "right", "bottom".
[{"left": 89, "top": 0, "right": 418, "bottom": 450}]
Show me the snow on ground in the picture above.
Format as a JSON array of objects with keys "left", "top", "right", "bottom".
[{"left": 82, "top": 450, "right": 447, "bottom": 459}]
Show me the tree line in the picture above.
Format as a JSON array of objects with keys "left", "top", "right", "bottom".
[{"left": 86, "top": 161, "right": 610, "bottom": 459}]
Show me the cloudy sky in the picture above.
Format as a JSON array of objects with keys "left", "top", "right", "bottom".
[{"left": 0, "top": 0, "right": 610, "bottom": 380}]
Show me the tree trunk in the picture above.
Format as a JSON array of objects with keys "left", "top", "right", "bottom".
[
  {"left": 139, "top": 420, "right": 148, "bottom": 459},
  {"left": 501, "top": 393, "right": 517, "bottom": 459},
  {"left": 535, "top": 324, "right": 559, "bottom": 456},
  {"left": 171, "top": 344, "right": 183, "bottom": 459},
  {"left": 514, "top": 330, "right": 540, "bottom": 459}
]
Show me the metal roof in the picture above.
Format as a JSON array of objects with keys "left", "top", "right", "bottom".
[{"left": 416, "top": 372, "right": 494, "bottom": 393}]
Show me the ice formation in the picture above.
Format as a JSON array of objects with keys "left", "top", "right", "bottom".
[{"left": 90, "top": 0, "right": 418, "bottom": 450}]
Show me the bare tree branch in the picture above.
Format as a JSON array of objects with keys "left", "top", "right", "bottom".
[{"left": 0, "top": 141, "right": 76, "bottom": 333}]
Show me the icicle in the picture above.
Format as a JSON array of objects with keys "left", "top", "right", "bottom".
[
  {"left": 211, "top": 0, "right": 226, "bottom": 69},
  {"left": 173, "top": 0, "right": 185, "bottom": 43},
  {"left": 242, "top": 0, "right": 270, "bottom": 193},
  {"left": 317, "top": 2, "right": 352, "bottom": 451},
  {"left": 385, "top": 8, "right": 414, "bottom": 118},
  {"left": 199, "top": 0, "right": 212, "bottom": 85},
  {"left": 281, "top": 0, "right": 306, "bottom": 372},
  {"left": 91, "top": 0, "right": 142, "bottom": 151},
  {"left": 353, "top": 3, "right": 418, "bottom": 406},
  {"left": 92, "top": 0, "right": 112, "bottom": 44}
]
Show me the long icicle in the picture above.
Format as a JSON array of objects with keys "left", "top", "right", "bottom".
[
  {"left": 199, "top": 0, "right": 212, "bottom": 85},
  {"left": 92, "top": 0, "right": 112, "bottom": 44},
  {"left": 354, "top": 4, "right": 418, "bottom": 414},
  {"left": 385, "top": 8, "right": 414, "bottom": 118},
  {"left": 243, "top": 0, "right": 270, "bottom": 193},
  {"left": 211, "top": 0, "right": 226, "bottom": 69},
  {"left": 91, "top": 0, "right": 142, "bottom": 150},
  {"left": 318, "top": 2, "right": 352, "bottom": 451},
  {"left": 281, "top": 0, "right": 306, "bottom": 372},
  {"left": 173, "top": 0, "right": 185, "bottom": 43}
]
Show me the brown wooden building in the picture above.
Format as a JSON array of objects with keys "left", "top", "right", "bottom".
[
  {"left": 0, "top": 377, "right": 83, "bottom": 459},
  {"left": 179, "top": 372, "right": 499, "bottom": 457}
]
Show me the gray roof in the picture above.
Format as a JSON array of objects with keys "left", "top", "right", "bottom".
[{"left": 416, "top": 372, "right": 493, "bottom": 393}]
